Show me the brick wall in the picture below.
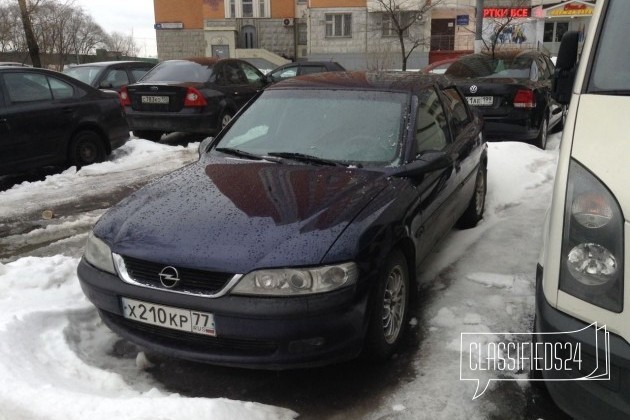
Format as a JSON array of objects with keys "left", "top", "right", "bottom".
[{"left": 157, "top": 30, "right": 207, "bottom": 60}]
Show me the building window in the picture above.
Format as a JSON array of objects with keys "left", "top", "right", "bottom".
[
  {"left": 325, "top": 13, "right": 352, "bottom": 38},
  {"left": 298, "top": 22, "right": 307, "bottom": 45},
  {"left": 544, "top": 21, "right": 569, "bottom": 42},
  {"left": 382, "top": 13, "right": 411, "bottom": 37},
  {"left": 224, "top": 0, "right": 269, "bottom": 18}
]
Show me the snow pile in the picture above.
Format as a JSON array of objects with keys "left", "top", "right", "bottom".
[{"left": 0, "top": 256, "right": 297, "bottom": 420}]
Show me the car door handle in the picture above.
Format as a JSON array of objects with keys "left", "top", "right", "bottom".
[
  {"left": 62, "top": 107, "right": 74, "bottom": 114},
  {"left": 0, "top": 118, "right": 7, "bottom": 123}
]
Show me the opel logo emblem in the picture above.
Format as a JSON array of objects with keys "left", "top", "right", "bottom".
[
  {"left": 159, "top": 266, "right": 180, "bottom": 289},
  {"left": 470, "top": 85, "right": 478, "bottom": 94},
  {"left": 150, "top": 86, "right": 159, "bottom": 91}
]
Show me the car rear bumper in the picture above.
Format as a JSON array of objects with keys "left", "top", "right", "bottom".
[
  {"left": 535, "top": 264, "right": 630, "bottom": 420},
  {"left": 77, "top": 258, "right": 367, "bottom": 369},
  {"left": 125, "top": 109, "right": 219, "bottom": 135},
  {"left": 482, "top": 117, "right": 539, "bottom": 142}
]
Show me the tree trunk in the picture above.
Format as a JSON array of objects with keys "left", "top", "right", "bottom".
[{"left": 17, "top": 0, "right": 41, "bottom": 67}]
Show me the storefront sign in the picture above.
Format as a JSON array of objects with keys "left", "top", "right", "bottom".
[
  {"left": 483, "top": 8, "right": 531, "bottom": 19},
  {"left": 154, "top": 22, "right": 184, "bottom": 30},
  {"left": 548, "top": 3, "right": 594, "bottom": 17}
]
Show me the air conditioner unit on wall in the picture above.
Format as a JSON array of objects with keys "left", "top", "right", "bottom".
[{"left": 282, "top": 18, "right": 294, "bottom": 27}]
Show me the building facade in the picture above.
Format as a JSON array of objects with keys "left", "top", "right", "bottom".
[{"left": 152, "top": 0, "right": 597, "bottom": 70}]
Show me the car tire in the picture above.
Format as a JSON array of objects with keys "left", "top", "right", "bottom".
[
  {"left": 550, "top": 106, "right": 566, "bottom": 134},
  {"left": 363, "top": 249, "right": 410, "bottom": 361},
  {"left": 534, "top": 116, "right": 549, "bottom": 149},
  {"left": 69, "top": 130, "right": 105, "bottom": 168},
  {"left": 456, "top": 165, "right": 487, "bottom": 229},
  {"left": 220, "top": 111, "right": 234, "bottom": 129},
  {"left": 132, "top": 130, "right": 163, "bottom": 142}
]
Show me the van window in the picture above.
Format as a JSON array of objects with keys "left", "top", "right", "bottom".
[{"left": 588, "top": 0, "right": 630, "bottom": 93}]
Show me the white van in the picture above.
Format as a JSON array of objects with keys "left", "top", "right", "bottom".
[{"left": 535, "top": 1, "right": 630, "bottom": 419}]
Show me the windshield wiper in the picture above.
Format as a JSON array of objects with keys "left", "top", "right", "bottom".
[{"left": 267, "top": 152, "right": 347, "bottom": 167}]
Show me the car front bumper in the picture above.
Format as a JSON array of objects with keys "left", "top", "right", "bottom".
[
  {"left": 535, "top": 265, "right": 630, "bottom": 420},
  {"left": 77, "top": 258, "right": 368, "bottom": 369}
]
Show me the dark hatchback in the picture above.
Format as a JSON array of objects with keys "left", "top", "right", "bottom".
[
  {"left": 445, "top": 50, "right": 564, "bottom": 149},
  {"left": 78, "top": 72, "right": 487, "bottom": 368},
  {"left": 121, "top": 57, "right": 268, "bottom": 141},
  {"left": 0, "top": 66, "right": 129, "bottom": 175},
  {"left": 267, "top": 61, "right": 345, "bottom": 83},
  {"left": 63, "top": 61, "right": 155, "bottom": 93}
]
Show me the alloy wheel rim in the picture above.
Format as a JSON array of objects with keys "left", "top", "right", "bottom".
[
  {"left": 541, "top": 119, "right": 548, "bottom": 148},
  {"left": 80, "top": 142, "right": 96, "bottom": 163},
  {"left": 382, "top": 265, "right": 406, "bottom": 344},
  {"left": 222, "top": 114, "right": 232, "bottom": 128}
]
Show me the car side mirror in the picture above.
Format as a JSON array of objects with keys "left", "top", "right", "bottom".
[
  {"left": 552, "top": 31, "right": 579, "bottom": 105},
  {"left": 391, "top": 151, "right": 455, "bottom": 178},
  {"left": 198, "top": 137, "right": 214, "bottom": 158}
]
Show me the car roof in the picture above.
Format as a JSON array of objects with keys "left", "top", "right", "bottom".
[
  {"left": 67, "top": 61, "right": 154, "bottom": 68},
  {"left": 267, "top": 71, "right": 448, "bottom": 94}
]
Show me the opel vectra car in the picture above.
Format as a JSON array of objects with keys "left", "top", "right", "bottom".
[
  {"left": 445, "top": 50, "right": 564, "bottom": 149},
  {"left": 78, "top": 72, "right": 487, "bottom": 368},
  {"left": 0, "top": 65, "right": 129, "bottom": 175},
  {"left": 535, "top": 1, "right": 630, "bottom": 418},
  {"left": 120, "top": 57, "right": 268, "bottom": 141}
]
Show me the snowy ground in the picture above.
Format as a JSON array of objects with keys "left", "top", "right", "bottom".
[{"left": 0, "top": 133, "right": 564, "bottom": 419}]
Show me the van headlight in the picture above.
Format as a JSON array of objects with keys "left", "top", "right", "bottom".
[
  {"left": 231, "top": 262, "right": 358, "bottom": 296},
  {"left": 560, "top": 160, "right": 623, "bottom": 312},
  {"left": 84, "top": 232, "right": 116, "bottom": 274}
]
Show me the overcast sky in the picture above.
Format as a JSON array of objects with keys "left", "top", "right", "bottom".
[{"left": 72, "top": 0, "right": 158, "bottom": 57}]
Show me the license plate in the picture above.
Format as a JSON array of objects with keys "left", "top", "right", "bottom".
[
  {"left": 141, "top": 95, "right": 169, "bottom": 104},
  {"left": 466, "top": 96, "right": 493, "bottom": 106},
  {"left": 121, "top": 297, "right": 216, "bottom": 336}
]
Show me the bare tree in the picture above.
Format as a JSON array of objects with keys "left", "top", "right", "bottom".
[
  {"left": 369, "top": 0, "right": 444, "bottom": 71},
  {"left": 17, "top": 0, "right": 41, "bottom": 67},
  {"left": 105, "top": 32, "right": 139, "bottom": 57}
]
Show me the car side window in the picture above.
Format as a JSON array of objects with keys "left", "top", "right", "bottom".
[
  {"left": 223, "top": 62, "right": 247, "bottom": 85},
  {"left": 271, "top": 66, "right": 298, "bottom": 81},
  {"left": 300, "top": 65, "right": 327, "bottom": 75},
  {"left": 48, "top": 77, "right": 74, "bottom": 99},
  {"left": 441, "top": 88, "right": 470, "bottom": 138},
  {"left": 239, "top": 61, "right": 263, "bottom": 85},
  {"left": 3, "top": 73, "right": 53, "bottom": 103},
  {"left": 415, "top": 88, "right": 450, "bottom": 155},
  {"left": 103, "top": 69, "right": 130, "bottom": 89}
]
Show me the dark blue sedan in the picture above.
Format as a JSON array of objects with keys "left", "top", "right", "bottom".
[{"left": 77, "top": 72, "right": 487, "bottom": 368}]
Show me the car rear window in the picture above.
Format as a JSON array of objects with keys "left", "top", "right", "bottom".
[
  {"left": 142, "top": 61, "right": 214, "bottom": 83},
  {"left": 446, "top": 54, "right": 533, "bottom": 79}
]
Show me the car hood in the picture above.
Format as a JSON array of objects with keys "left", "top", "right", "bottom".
[{"left": 94, "top": 156, "right": 390, "bottom": 274}]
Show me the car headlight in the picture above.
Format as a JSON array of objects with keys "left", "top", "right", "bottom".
[
  {"left": 84, "top": 232, "right": 116, "bottom": 274},
  {"left": 560, "top": 160, "right": 624, "bottom": 312},
  {"left": 230, "top": 262, "right": 358, "bottom": 296}
]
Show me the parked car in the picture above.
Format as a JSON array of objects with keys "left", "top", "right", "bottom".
[
  {"left": 0, "top": 65, "right": 129, "bottom": 175},
  {"left": 0, "top": 62, "right": 31, "bottom": 67},
  {"left": 444, "top": 50, "right": 564, "bottom": 149},
  {"left": 535, "top": 1, "right": 630, "bottom": 419},
  {"left": 267, "top": 61, "right": 345, "bottom": 83},
  {"left": 421, "top": 58, "right": 457, "bottom": 75},
  {"left": 77, "top": 71, "right": 487, "bottom": 368},
  {"left": 63, "top": 61, "right": 155, "bottom": 92},
  {"left": 120, "top": 57, "right": 268, "bottom": 141}
]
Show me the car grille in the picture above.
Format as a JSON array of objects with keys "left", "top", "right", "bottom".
[
  {"left": 122, "top": 255, "right": 233, "bottom": 295},
  {"left": 102, "top": 311, "right": 279, "bottom": 356}
]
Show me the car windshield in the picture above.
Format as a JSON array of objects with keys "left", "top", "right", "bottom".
[
  {"left": 214, "top": 89, "right": 408, "bottom": 167},
  {"left": 588, "top": 0, "right": 630, "bottom": 93},
  {"left": 141, "top": 61, "right": 214, "bottom": 83},
  {"left": 445, "top": 54, "right": 533, "bottom": 79},
  {"left": 63, "top": 66, "right": 103, "bottom": 85}
]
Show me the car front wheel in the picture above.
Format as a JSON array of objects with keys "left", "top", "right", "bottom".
[
  {"left": 69, "top": 130, "right": 105, "bottom": 168},
  {"left": 220, "top": 111, "right": 234, "bottom": 129},
  {"left": 457, "top": 165, "right": 487, "bottom": 229},
  {"left": 534, "top": 117, "right": 549, "bottom": 149},
  {"left": 363, "top": 249, "right": 410, "bottom": 360}
]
